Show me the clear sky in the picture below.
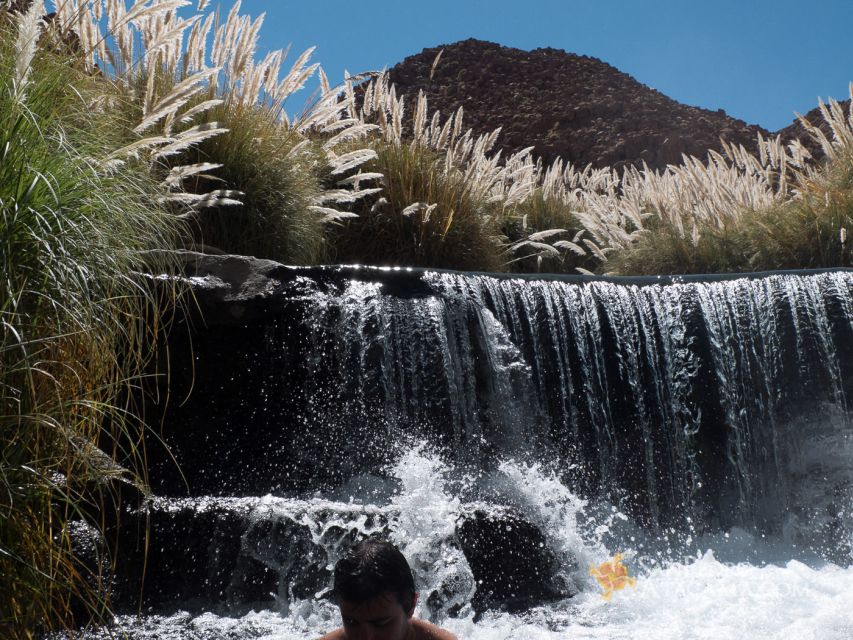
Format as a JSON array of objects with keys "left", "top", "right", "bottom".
[{"left": 230, "top": 0, "right": 853, "bottom": 132}]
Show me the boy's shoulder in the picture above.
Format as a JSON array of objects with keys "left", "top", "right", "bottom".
[
  {"left": 412, "top": 617, "right": 458, "bottom": 640},
  {"left": 316, "top": 618, "right": 457, "bottom": 640}
]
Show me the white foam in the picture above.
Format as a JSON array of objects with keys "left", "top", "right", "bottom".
[
  {"left": 80, "top": 448, "right": 853, "bottom": 639},
  {"left": 104, "top": 558, "right": 853, "bottom": 640},
  {"left": 444, "top": 553, "right": 853, "bottom": 640}
]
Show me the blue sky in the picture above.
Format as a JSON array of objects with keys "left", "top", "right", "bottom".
[{"left": 231, "top": 0, "right": 853, "bottom": 131}]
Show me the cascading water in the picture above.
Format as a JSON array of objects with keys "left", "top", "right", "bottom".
[
  {"left": 292, "top": 270, "right": 852, "bottom": 538},
  {"left": 65, "top": 263, "right": 853, "bottom": 639}
]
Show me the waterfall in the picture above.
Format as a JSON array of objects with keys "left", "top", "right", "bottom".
[
  {"left": 285, "top": 270, "right": 852, "bottom": 534},
  {"left": 72, "top": 262, "right": 853, "bottom": 639}
]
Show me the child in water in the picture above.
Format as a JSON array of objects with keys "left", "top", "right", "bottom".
[{"left": 319, "top": 537, "right": 457, "bottom": 640}]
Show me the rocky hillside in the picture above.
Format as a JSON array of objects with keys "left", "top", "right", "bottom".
[
  {"left": 776, "top": 99, "right": 853, "bottom": 161},
  {"left": 387, "top": 39, "right": 782, "bottom": 171}
]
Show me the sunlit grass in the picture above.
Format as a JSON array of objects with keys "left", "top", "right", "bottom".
[
  {"left": 0, "top": 11, "right": 183, "bottom": 635},
  {"left": 609, "top": 124, "right": 853, "bottom": 274},
  {"left": 179, "top": 101, "right": 329, "bottom": 263},
  {"left": 329, "top": 139, "right": 505, "bottom": 271}
]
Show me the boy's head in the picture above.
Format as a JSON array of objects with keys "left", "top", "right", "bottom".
[
  {"left": 333, "top": 538, "right": 418, "bottom": 639},
  {"left": 334, "top": 537, "right": 416, "bottom": 609}
]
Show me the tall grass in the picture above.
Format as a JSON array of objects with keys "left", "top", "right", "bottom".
[
  {"left": 334, "top": 69, "right": 853, "bottom": 276},
  {"left": 0, "top": 6, "right": 183, "bottom": 636},
  {"left": 79, "top": 0, "right": 378, "bottom": 263},
  {"left": 182, "top": 102, "right": 329, "bottom": 262},
  {"left": 329, "top": 139, "right": 506, "bottom": 271},
  {"left": 327, "top": 76, "right": 530, "bottom": 270},
  {"left": 502, "top": 189, "right": 597, "bottom": 274},
  {"left": 604, "top": 112, "right": 853, "bottom": 275}
]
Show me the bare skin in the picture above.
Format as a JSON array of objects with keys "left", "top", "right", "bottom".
[{"left": 318, "top": 592, "right": 457, "bottom": 640}]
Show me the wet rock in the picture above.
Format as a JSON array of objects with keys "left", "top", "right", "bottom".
[
  {"left": 66, "top": 520, "right": 111, "bottom": 625},
  {"left": 109, "top": 497, "right": 394, "bottom": 612},
  {"left": 240, "top": 517, "right": 330, "bottom": 602},
  {"left": 111, "top": 501, "right": 268, "bottom": 610},
  {"left": 80, "top": 473, "right": 149, "bottom": 530},
  {"left": 456, "top": 508, "right": 574, "bottom": 614},
  {"left": 169, "top": 251, "right": 438, "bottom": 328}
]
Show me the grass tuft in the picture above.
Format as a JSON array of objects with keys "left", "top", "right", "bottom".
[
  {"left": 180, "top": 102, "right": 329, "bottom": 263},
  {"left": 0, "top": 15, "right": 183, "bottom": 637},
  {"left": 329, "top": 139, "right": 505, "bottom": 271}
]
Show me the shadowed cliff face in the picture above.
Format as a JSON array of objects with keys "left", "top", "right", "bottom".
[
  {"left": 387, "top": 39, "right": 822, "bottom": 171},
  {"left": 147, "top": 254, "right": 853, "bottom": 549}
]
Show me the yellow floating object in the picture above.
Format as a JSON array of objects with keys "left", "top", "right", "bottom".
[{"left": 589, "top": 553, "right": 637, "bottom": 600}]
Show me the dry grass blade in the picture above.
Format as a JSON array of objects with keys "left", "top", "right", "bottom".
[
  {"left": 153, "top": 122, "right": 228, "bottom": 158},
  {"left": 178, "top": 98, "right": 224, "bottom": 124},
  {"left": 163, "top": 188, "right": 243, "bottom": 209},
  {"left": 13, "top": 0, "right": 45, "bottom": 98},
  {"left": 401, "top": 202, "right": 429, "bottom": 217},
  {"left": 329, "top": 149, "right": 379, "bottom": 175},
  {"left": 337, "top": 172, "right": 384, "bottom": 186},
  {"left": 184, "top": 11, "right": 214, "bottom": 73},
  {"left": 162, "top": 162, "right": 223, "bottom": 188},
  {"left": 272, "top": 48, "right": 319, "bottom": 105},
  {"left": 509, "top": 240, "right": 560, "bottom": 257},
  {"left": 107, "top": 135, "right": 174, "bottom": 161},
  {"left": 527, "top": 228, "right": 567, "bottom": 242},
  {"left": 142, "top": 14, "right": 199, "bottom": 63},
  {"left": 123, "top": 0, "right": 189, "bottom": 29},
  {"left": 429, "top": 49, "right": 443, "bottom": 81},
  {"left": 322, "top": 123, "right": 380, "bottom": 151},
  {"left": 134, "top": 67, "right": 220, "bottom": 133},
  {"left": 553, "top": 240, "right": 587, "bottom": 256},
  {"left": 309, "top": 206, "right": 359, "bottom": 224},
  {"left": 315, "top": 188, "right": 383, "bottom": 204}
]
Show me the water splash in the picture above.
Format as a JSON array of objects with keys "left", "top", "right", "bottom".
[
  {"left": 76, "top": 449, "right": 853, "bottom": 639},
  {"left": 69, "top": 269, "right": 853, "bottom": 639}
]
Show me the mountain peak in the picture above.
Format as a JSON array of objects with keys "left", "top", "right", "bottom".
[{"left": 388, "top": 39, "right": 768, "bottom": 170}]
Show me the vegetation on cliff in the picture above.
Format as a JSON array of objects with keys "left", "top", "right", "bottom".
[
  {"left": 0, "top": 7, "right": 182, "bottom": 635},
  {"left": 0, "top": 1, "right": 376, "bottom": 633}
]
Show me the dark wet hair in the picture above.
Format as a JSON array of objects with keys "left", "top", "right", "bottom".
[{"left": 333, "top": 537, "right": 416, "bottom": 610}]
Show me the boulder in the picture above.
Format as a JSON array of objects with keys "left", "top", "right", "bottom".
[
  {"left": 110, "top": 500, "right": 275, "bottom": 610},
  {"left": 456, "top": 508, "right": 574, "bottom": 615}
]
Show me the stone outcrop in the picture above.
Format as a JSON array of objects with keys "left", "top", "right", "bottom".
[
  {"left": 387, "top": 39, "right": 852, "bottom": 171},
  {"left": 456, "top": 508, "right": 575, "bottom": 614},
  {"left": 387, "top": 39, "right": 769, "bottom": 171},
  {"left": 108, "top": 497, "right": 571, "bottom": 615}
]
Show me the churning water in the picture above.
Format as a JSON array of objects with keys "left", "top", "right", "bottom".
[
  {"left": 83, "top": 448, "right": 853, "bottom": 639},
  {"left": 68, "top": 269, "right": 853, "bottom": 639}
]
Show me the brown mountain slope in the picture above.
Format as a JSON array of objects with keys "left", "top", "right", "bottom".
[
  {"left": 387, "top": 39, "right": 772, "bottom": 171},
  {"left": 776, "top": 99, "right": 853, "bottom": 160}
]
